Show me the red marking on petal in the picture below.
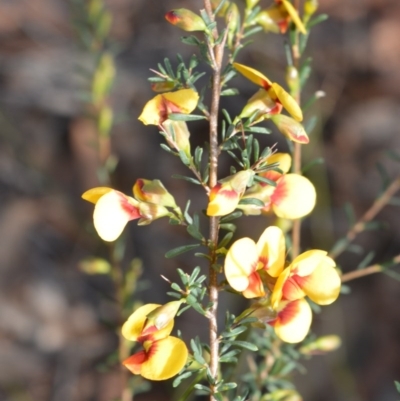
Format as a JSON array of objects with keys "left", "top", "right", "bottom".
[
  {"left": 261, "top": 171, "right": 281, "bottom": 182},
  {"left": 282, "top": 276, "right": 304, "bottom": 301},
  {"left": 270, "top": 178, "right": 288, "bottom": 206},
  {"left": 209, "top": 183, "right": 222, "bottom": 201},
  {"left": 268, "top": 103, "right": 283, "bottom": 115},
  {"left": 278, "top": 19, "right": 289, "bottom": 34},
  {"left": 138, "top": 324, "right": 158, "bottom": 343},
  {"left": 269, "top": 300, "right": 300, "bottom": 326},
  {"left": 165, "top": 11, "right": 180, "bottom": 25},
  {"left": 123, "top": 350, "right": 148, "bottom": 374},
  {"left": 119, "top": 194, "right": 141, "bottom": 220},
  {"left": 262, "top": 80, "right": 272, "bottom": 90},
  {"left": 258, "top": 255, "right": 269, "bottom": 271},
  {"left": 243, "top": 271, "right": 265, "bottom": 298}
]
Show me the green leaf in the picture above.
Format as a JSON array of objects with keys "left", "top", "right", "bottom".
[
  {"left": 217, "top": 382, "right": 237, "bottom": 392},
  {"left": 307, "top": 13, "right": 329, "bottom": 28},
  {"left": 169, "top": 113, "right": 207, "bottom": 122},
  {"left": 173, "top": 371, "right": 193, "bottom": 387},
  {"left": 184, "top": 200, "right": 193, "bottom": 224},
  {"left": 179, "top": 150, "right": 191, "bottom": 166},
  {"left": 245, "top": 126, "right": 271, "bottom": 134},
  {"left": 302, "top": 157, "right": 324, "bottom": 174},
  {"left": 160, "top": 143, "right": 178, "bottom": 155},
  {"left": 218, "top": 232, "right": 234, "bottom": 249},
  {"left": 231, "top": 340, "right": 258, "bottom": 351},
  {"left": 181, "top": 36, "right": 200, "bottom": 46},
  {"left": 220, "top": 211, "right": 243, "bottom": 222},
  {"left": 253, "top": 175, "right": 276, "bottom": 186},
  {"left": 221, "top": 88, "right": 239, "bottom": 96},
  {"left": 194, "top": 384, "right": 211, "bottom": 394},
  {"left": 165, "top": 244, "right": 200, "bottom": 258},
  {"left": 219, "top": 223, "right": 236, "bottom": 232},
  {"left": 187, "top": 224, "right": 204, "bottom": 241},
  {"left": 172, "top": 174, "right": 201, "bottom": 185},
  {"left": 395, "top": 381, "right": 400, "bottom": 393},
  {"left": 222, "top": 108, "right": 232, "bottom": 124}
]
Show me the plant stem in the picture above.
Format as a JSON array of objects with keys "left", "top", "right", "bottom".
[
  {"left": 329, "top": 176, "right": 400, "bottom": 260},
  {"left": 203, "top": 1, "right": 226, "bottom": 399},
  {"left": 341, "top": 254, "right": 400, "bottom": 282},
  {"left": 110, "top": 244, "right": 133, "bottom": 401},
  {"left": 291, "top": 2, "right": 302, "bottom": 260}
]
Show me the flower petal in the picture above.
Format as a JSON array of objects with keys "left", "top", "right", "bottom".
[
  {"left": 93, "top": 191, "right": 141, "bottom": 242},
  {"left": 225, "top": 238, "right": 259, "bottom": 292},
  {"left": 207, "top": 184, "right": 239, "bottom": 216},
  {"left": 271, "top": 267, "right": 291, "bottom": 308},
  {"left": 267, "top": 152, "right": 292, "bottom": 174},
  {"left": 256, "top": 226, "right": 285, "bottom": 277},
  {"left": 123, "top": 350, "right": 147, "bottom": 375},
  {"left": 122, "top": 304, "right": 174, "bottom": 342},
  {"left": 269, "top": 114, "right": 309, "bottom": 144},
  {"left": 140, "top": 336, "right": 188, "bottom": 380},
  {"left": 301, "top": 257, "right": 341, "bottom": 305},
  {"left": 242, "top": 271, "right": 265, "bottom": 298},
  {"left": 281, "top": 0, "right": 307, "bottom": 34},
  {"left": 138, "top": 89, "right": 199, "bottom": 125},
  {"left": 270, "top": 82, "right": 303, "bottom": 121},
  {"left": 291, "top": 249, "right": 327, "bottom": 276},
  {"left": 271, "top": 298, "right": 312, "bottom": 343},
  {"left": 271, "top": 174, "right": 316, "bottom": 219},
  {"left": 82, "top": 187, "right": 113, "bottom": 204},
  {"left": 233, "top": 62, "right": 272, "bottom": 89}
]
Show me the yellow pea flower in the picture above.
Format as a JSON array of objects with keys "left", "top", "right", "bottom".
[
  {"left": 224, "top": 226, "right": 286, "bottom": 298},
  {"left": 271, "top": 250, "right": 341, "bottom": 308},
  {"left": 233, "top": 62, "right": 303, "bottom": 123},
  {"left": 138, "top": 89, "right": 199, "bottom": 126},
  {"left": 122, "top": 303, "right": 188, "bottom": 381},
  {"left": 240, "top": 153, "right": 316, "bottom": 218},
  {"left": 207, "top": 170, "right": 255, "bottom": 217},
  {"left": 256, "top": 0, "right": 307, "bottom": 35}
]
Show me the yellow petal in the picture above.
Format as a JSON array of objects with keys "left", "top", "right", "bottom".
[
  {"left": 239, "top": 89, "right": 279, "bottom": 119},
  {"left": 138, "top": 89, "right": 199, "bottom": 126},
  {"left": 272, "top": 298, "right": 312, "bottom": 343},
  {"left": 267, "top": 153, "right": 292, "bottom": 174},
  {"left": 271, "top": 267, "right": 291, "bottom": 308},
  {"left": 122, "top": 304, "right": 174, "bottom": 342},
  {"left": 269, "top": 114, "right": 309, "bottom": 144},
  {"left": 290, "top": 249, "right": 327, "bottom": 276},
  {"left": 207, "top": 184, "right": 240, "bottom": 216},
  {"left": 233, "top": 62, "right": 272, "bottom": 89},
  {"left": 272, "top": 174, "right": 316, "bottom": 219},
  {"left": 140, "top": 336, "right": 188, "bottom": 380},
  {"left": 225, "top": 238, "right": 259, "bottom": 292},
  {"left": 82, "top": 187, "right": 113, "bottom": 204},
  {"left": 256, "top": 226, "right": 285, "bottom": 277},
  {"left": 302, "top": 257, "right": 341, "bottom": 305},
  {"left": 93, "top": 191, "right": 140, "bottom": 242},
  {"left": 270, "top": 82, "right": 303, "bottom": 121},
  {"left": 281, "top": 0, "right": 307, "bottom": 34}
]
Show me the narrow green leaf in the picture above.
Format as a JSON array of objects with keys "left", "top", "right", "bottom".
[
  {"left": 253, "top": 175, "right": 276, "bottom": 186},
  {"left": 218, "top": 232, "right": 234, "bottom": 249},
  {"left": 220, "top": 211, "right": 243, "bottom": 222},
  {"left": 217, "top": 382, "right": 237, "bottom": 392},
  {"left": 169, "top": 113, "right": 206, "bottom": 122},
  {"left": 394, "top": 381, "right": 400, "bottom": 393},
  {"left": 302, "top": 157, "right": 324, "bottom": 174},
  {"left": 307, "top": 13, "right": 329, "bottom": 28},
  {"left": 172, "top": 174, "right": 201, "bottom": 185},
  {"left": 160, "top": 143, "right": 178, "bottom": 155},
  {"left": 246, "top": 126, "right": 271, "bottom": 134},
  {"left": 165, "top": 244, "right": 200, "bottom": 258},
  {"left": 187, "top": 224, "right": 204, "bottom": 241},
  {"left": 231, "top": 340, "right": 258, "bottom": 351},
  {"left": 219, "top": 223, "right": 236, "bottom": 232},
  {"left": 179, "top": 150, "right": 191, "bottom": 166},
  {"left": 172, "top": 371, "right": 193, "bottom": 387},
  {"left": 221, "top": 88, "right": 239, "bottom": 96}
]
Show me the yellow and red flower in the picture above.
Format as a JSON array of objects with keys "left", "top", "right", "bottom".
[
  {"left": 82, "top": 180, "right": 176, "bottom": 241},
  {"left": 271, "top": 250, "right": 341, "bottom": 308},
  {"left": 138, "top": 89, "right": 199, "bottom": 126},
  {"left": 122, "top": 302, "right": 188, "bottom": 381},
  {"left": 224, "top": 226, "right": 285, "bottom": 298},
  {"left": 207, "top": 170, "right": 255, "bottom": 216},
  {"left": 233, "top": 63, "right": 308, "bottom": 143},
  {"left": 240, "top": 153, "right": 316, "bottom": 219},
  {"left": 255, "top": 0, "right": 306, "bottom": 35}
]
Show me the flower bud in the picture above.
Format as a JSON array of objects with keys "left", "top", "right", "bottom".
[
  {"left": 138, "top": 202, "right": 170, "bottom": 226},
  {"left": 304, "top": 0, "right": 318, "bottom": 19},
  {"left": 285, "top": 66, "right": 300, "bottom": 95},
  {"left": 255, "top": 10, "right": 281, "bottom": 34},
  {"left": 269, "top": 114, "right": 309, "bottom": 144},
  {"left": 144, "top": 300, "right": 183, "bottom": 330},
  {"left": 246, "top": 0, "right": 260, "bottom": 9},
  {"left": 165, "top": 9, "right": 207, "bottom": 32},
  {"left": 239, "top": 89, "right": 282, "bottom": 121},
  {"left": 162, "top": 120, "right": 191, "bottom": 159},
  {"left": 299, "top": 335, "right": 342, "bottom": 355},
  {"left": 133, "top": 179, "right": 178, "bottom": 208},
  {"left": 92, "top": 53, "right": 115, "bottom": 103}
]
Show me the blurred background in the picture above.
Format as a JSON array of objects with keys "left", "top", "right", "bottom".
[{"left": 1, "top": 0, "right": 400, "bottom": 400}]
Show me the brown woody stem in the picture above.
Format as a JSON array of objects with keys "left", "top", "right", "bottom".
[{"left": 329, "top": 176, "right": 400, "bottom": 260}]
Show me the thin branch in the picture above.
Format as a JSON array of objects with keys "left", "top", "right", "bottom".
[
  {"left": 341, "top": 254, "right": 400, "bottom": 283},
  {"left": 329, "top": 176, "right": 400, "bottom": 259}
]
